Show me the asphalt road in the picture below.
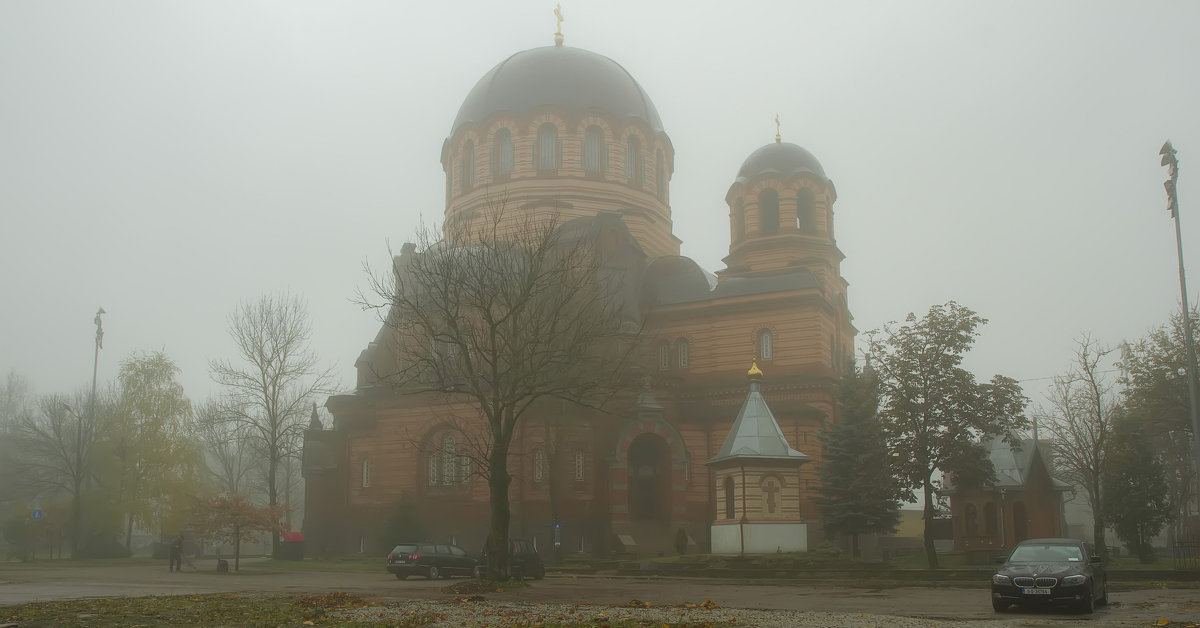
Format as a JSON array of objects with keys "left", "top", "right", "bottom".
[{"left": 1, "top": 560, "right": 1197, "bottom": 626}]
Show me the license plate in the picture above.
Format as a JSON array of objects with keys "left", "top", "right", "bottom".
[
  {"left": 1022, "top": 588, "right": 1051, "bottom": 595},
  {"left": 396, "top": 560, "right": 407, "bottom": 564}
]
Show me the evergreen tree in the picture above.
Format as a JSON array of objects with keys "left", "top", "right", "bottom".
[
  {"left": 1103, "top": 412, "right": 1172, "bottom": 563},
  {"left": 817, "top": 359, "right": 901, "bottom": 558}
]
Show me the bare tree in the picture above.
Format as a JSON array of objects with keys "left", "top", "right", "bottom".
[
  {"left": 1036, "top": 336, "right": 1118, "bottom": 560},
  {"left": 0, "top": 371, "right": 35, "bottom": 505},
  {"left": 359, "top": 199, "right": 640, "bottom": 579},
  {"left": 12, "top": 391, "right": 102, "bottom": 556},
  {"left": 194, "top": 399, "right": 260, "bottom": 495},
  {"left": 209, "top": 293, "right": 336, "bottom": 556}
]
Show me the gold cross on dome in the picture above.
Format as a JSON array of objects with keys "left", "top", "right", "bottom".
[
  {"left": 775, "top": 114, "right": 781, "bottom": 143},
  {"left": 554, "top": 4, "right": 565, "bottom": 46}
]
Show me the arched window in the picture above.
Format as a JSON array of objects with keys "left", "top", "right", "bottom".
[
  {"left": 573, "top": 449, "right": 585, "bottom": 482},
  {"left": 533, "top": 449, "right": 546, "bottom": 483},
  {"left": 965, "top": 503, "right": 979, "bottom": 537},
  {"left": 796, "top": 187, "right": 815, "bottom": 234},
  {"left": 723, "top": 476, "right": 736, "bottom": 520},
  {"left": 537, "top": 123, "right": 558, "bottom": 171},
  {"left": 655, "top": 149, "right": 667, "bottom": 200},
  {"left": 491, "top": 128, "right": 513, "bottom": 177},
  {"left": 361, "top": 458, "right": 371, "bottom": 488},
  {"left": 625, "top": 136, "right": 642, "bottom": 184},
  {"left": 659, "top": 342, "right": 671, "bottom": 369},
  {"left": 459, "top": 455, "right": 471, "bottom": 485},
  {"left": 427, "top": 450, "right": 440, "bottom": 487},
  {"left": 984, "top": 502, "right": 998, "bottom": 536},
  {"left": 677, "top": 339, "right": 689, "bottom": 368},
  {"left": 759, "top": 330, "right": 773, "bottom": 360},
  {"left": 460, "top": 140, "right": 476, "bottom": 191},
  {"left": 584, "top": 125, "right": 606, "bottom": 173},
  {"left": 759, "top": 188, "right": 780, "bottom": 234}
]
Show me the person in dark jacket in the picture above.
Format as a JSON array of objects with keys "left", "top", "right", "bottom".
[{"left": 168, "top": 534, "right": 183, "bottom": 572}]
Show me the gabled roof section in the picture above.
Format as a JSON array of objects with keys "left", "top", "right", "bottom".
[
  {"left": 709, "top": 366, "right": 809, "bottom": 465},
  {"left": 989, "top": 437, "right": 1072, "bottom": 491}
]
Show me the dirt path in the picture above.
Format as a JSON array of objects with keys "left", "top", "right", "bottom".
[{"left": 1, "top": 561, "right": 1197, "bottom": 626}]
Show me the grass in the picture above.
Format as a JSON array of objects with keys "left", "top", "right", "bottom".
[{"left": 239, "top": 557, "right": 384, "bottom": 574}]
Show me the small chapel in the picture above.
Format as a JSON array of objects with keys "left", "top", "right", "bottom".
[{"left": 302, "top": 21, "right": 855, "bottom": 557}]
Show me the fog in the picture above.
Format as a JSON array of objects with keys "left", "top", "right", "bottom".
[{"left": 2, "top": 1, "right": 1198, "bottom": 404}]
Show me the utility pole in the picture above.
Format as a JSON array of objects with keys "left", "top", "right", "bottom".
[{"left": 1160, "top": 141, "right": 1200, "bottom": 523}]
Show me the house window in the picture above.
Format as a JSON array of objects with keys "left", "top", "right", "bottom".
[
  {"left": 659, "top": 343, "right": 671, "bottom": 369},
  {"left": 573, "top": 449, "right": 585, "bottom": 482},
  {"left": 759, "top": 188, "right": 780, "bottom": 234},
  {"left": 537, "top": 123, "right": 558, "bottom": 171},
  {"left": 492, "top": 128, "right": 513, "bottom": 177},
  {"left": 584, "top": 125, "right": 606, "bottom": 173},
  {"left": 361, "top": 458, "right": 371, "bottom": 488},
  {"left": 460, "top": 140, "right": 476, "bottom": 190},
  {"left": 625, "top": 136, "right": 642, "bottom": 184},
  {"left": 677, "top": 339, "right": 689, "bottom": 368},
  {"left": 796, "top": 187, "right": 815, "bottom": 234},
  {"left": 759, "top": 330, "right": 773, "bottom": 360},
  {"left": 655, "top": 149, "right": 667, "bottom": 200},
  {"left": 533, "top": 449, "right": 545, "bottom": 483}
]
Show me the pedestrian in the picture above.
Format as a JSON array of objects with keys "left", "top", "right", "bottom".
[{"left": 169, "top": 534, "right": 183, "bottom": 572}]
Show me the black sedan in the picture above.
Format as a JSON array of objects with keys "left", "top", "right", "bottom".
[
  {"left": 386, "top": 542, "right": 478, "bottom": 580},
  {"left": 991, "top": 538, "right": 1108, "bottom": 613}
]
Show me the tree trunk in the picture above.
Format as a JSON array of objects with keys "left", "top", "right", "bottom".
[
  {"left": 234, "top": 525, "right": 241, "bottom": 572},
  {"left": 486, "top": 438, "right": 512, "bottom": 579},
  {"left": 267, "top": 453, "right": 280, "bottom": 558},
  {"left": 922, "top": 481, "right": 939, "bottom": 569},
  {"left": 1090, "top": 478, "right": 1108, "bottom": 561}
]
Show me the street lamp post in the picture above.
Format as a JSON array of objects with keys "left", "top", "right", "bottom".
[{"left": 1161, "top": 141, "right": 1200, "bottom": 522}]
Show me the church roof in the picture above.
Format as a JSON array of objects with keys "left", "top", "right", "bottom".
[
  {"left": 735, "top": 141, "right": 827, "bottom": 184},
  {"left": 709, "top": 372, "right": 809, "bottom": 465},
  {"left": 989, "top": 437, "right": 1072, "bottom": 491},
  {"left": 451, "top": 45, "right": 664, "bottom": 135}
]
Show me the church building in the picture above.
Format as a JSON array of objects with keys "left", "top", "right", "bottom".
[{"left": 302, "top": 29, "right": 855, "bottom": 557}]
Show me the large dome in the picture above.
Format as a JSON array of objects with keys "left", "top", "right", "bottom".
[
  {"left": 450, "top": 46, "right": 664, "bottom": 135},
  {"left": 735, "top": 142, "right": 827, "bottom": 183}
]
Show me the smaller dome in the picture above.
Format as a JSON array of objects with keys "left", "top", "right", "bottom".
[{"left": 735, "top": 142, "right": 826, "bottom": 183}]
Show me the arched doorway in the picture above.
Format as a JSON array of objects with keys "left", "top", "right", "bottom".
[{"left": 627, "top": 433, "right": 671, "bottom": 522}]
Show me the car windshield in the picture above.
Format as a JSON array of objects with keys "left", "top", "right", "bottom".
[
  {"left": 392, "top": 544, "right": 417, "bottom": 554},
  {"left": 1009, "top": 543, "right": 1083, "bottom": 562}
]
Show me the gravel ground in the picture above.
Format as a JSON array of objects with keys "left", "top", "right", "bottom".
[{"left": 334, "top": 599, "right": 1061, "bottom": 627}]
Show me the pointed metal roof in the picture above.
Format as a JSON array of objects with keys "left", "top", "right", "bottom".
[{"left": 709, "top": 362, "right": 809, "bottom": 465}]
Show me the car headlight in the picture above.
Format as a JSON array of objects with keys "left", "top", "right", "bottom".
[
  {"left": 1061, "top": 574, "right": 1087, "bottom": 586},
  {"left": 992, "top": 574, "right": 1011, "bottom": 585}
]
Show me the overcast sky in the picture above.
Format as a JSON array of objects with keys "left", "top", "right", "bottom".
[{"left": 2, "top": 1, "right": 1198, "bottom": 411}]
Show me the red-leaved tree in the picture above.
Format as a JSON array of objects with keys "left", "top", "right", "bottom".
[{"left": 190, "top": 494, "right": 284, "bottom": 571}]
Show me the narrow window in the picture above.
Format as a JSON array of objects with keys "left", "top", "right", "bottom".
[
  {"left": 796, "top": 187, "right": 815, "bottom": 233},
  {"left": 428, "top": 451, "right": 440, "bottom": 487},
  {"left": 444, "top": 172, "right": 451, "bottom": 208},
  {"left": 655, "top": 149, "right": 667, "bottom": 200},
  {"left": 573, "top": 449, "right": 585, "bottom": 482},
  {"left": 533, "top": 449, "right": 545, "bottom": 483},
  {"left": 723, "top": 476, "right": 736, "bottom": 520},
  {"left": 492, "top": 128, "right": 513, "bottom": 177},
  {"left": 625, "top": 136, "right": 642, "bottom": 184},
  {"left": 759, "top": 330, "right": 773, "bottom": 360},
  {"left": 460, "top": 454, "right": 471, "bottom": 485},
  {"left": 361, "top": 458, "right": 371, "bottom": 488},
  {"left": 584, "top": 125, "right": 606, "bottom": 173},
  {"left": 441, "top": 433, "right": 456, "bottom": 485},
  {"left": 659, "top": 343, "right": 671, "bottom": 369},
  {"left": 759, "top": 188, "right": 780, "bottom": 234},
  {"left": 537, "top": 123, "right": 558, "bottom": 171},
  {"left": 461, "top": 140, "right": 476, "bottom": 190},
  {"left": 677, "top": 339, "right": 689, "bottom": 368}
]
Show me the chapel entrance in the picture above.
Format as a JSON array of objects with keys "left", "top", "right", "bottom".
[{"left": 627, "top": 433, "right": 671, "bottom": 522}]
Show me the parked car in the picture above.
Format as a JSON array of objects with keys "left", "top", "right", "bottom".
[
  {"left": 990, "top": 538, "right": 1107, "bottom": 613},
  {"left": 472, "top": 538, "right": 545, "bottom": 580},
  {"left": 386, "top": 542, "right": 478, "bottom": 580}
]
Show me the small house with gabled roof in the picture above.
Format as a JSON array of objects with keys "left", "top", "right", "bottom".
[
  {"left": 944, "top": 436, "right": 1071, "bottom": 558},
  {"left": 708, "top": 361, "right": 810, "bottom": 554}
]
